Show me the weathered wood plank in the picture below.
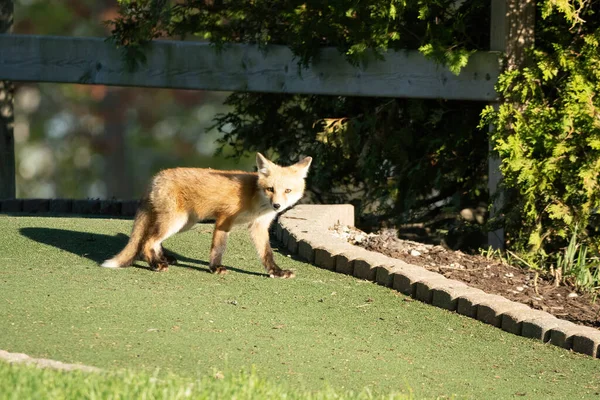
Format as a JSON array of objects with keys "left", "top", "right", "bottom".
[
  {"left": 0, "top": 0, "right": 15, "bottom": 199},
  {"left": 0, "top": 34, "right": 501, "bottom": 101}
]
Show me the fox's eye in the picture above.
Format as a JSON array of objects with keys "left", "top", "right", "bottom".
[
  {"left": 266, "top": 187, "right": 274, "bottom": 193},
  {"left": 285, "top": 189, "right": 292, "bottom": 194}
]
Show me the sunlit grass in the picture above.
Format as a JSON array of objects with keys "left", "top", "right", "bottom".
[
  {"left": 1, "top": 215, "right": 600, "bottom": 399},
  {"left": 1, "top": 361, "right": 412, "bottom": 400}
]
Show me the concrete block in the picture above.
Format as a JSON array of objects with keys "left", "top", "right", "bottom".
[
  {"left": 290, "top": 204, "right": 354, "bottom": 228},
  {"left": 297, "top": 240, "right": 315, "bottom": 263},
  {"left": 275, "top": 223, "right": 283, "bottom": 241},
  {"left": 353, "top": 259, "right": 376, "bottom": 281},
  {"left": 572, "top": 328, "right": 600, "bottom": 357},
  {"left": 332, "top": 247, "right": 376, "bottom": 277},
  {"left": 375, "top": 264, "right": 398, "bottom": 287},
  {"left": 391, "top": 267, "right": 440, "bottom": 297},
  {"left": 324, "top": 204, "right": 355, "bottom": 228},
  {"left": 357, "top": 252, "right": 400, "bottom": 284},
  {"left": 281, "top": 229, "right": 290, "bottom": 248},
  {"left": 430, "top": 281, "right": 473, "bottom": 311},
  {"left": 521, "top": 316, "right": 561, "bottom": 342},
  {"left": 287, "top": 234, "right": 299, "bottom": 254},
  {"left": 456, "top": 292, "right": 491, "bottom": 319},
  {"left": 314, "top": 244, "right": 351, "bottom": 271},
  {"left": 414, "top": 276, "right": 452, "bottom": 304},
  {"left": 549, "top": 321, "right": 584, "bottom": 349},
  {"left": 476, "top": 295, "right": 531, "bottom": 327},
  {"left": 335, "top": 252, "right": 355, "bottom": 276},
  {"left": 501, "top": 308, "right": 549, "bottom": 336}
]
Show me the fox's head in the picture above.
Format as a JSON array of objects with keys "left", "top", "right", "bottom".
[{"left": 256, "top": 153, "right": 312, "bottom": 212}]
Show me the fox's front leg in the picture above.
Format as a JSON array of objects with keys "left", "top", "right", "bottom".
[
  {"left": 209, "top": 217, "right": 233, "bottom": 275},
  {"left": 250, "top": 215, "right": 294, "bottom": 278}
]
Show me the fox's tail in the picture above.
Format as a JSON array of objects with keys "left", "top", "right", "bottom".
[{"left": 101, "top": 204, "right": 150, "bottom": 268}]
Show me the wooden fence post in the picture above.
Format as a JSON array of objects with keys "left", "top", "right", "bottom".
[
  {"left": 488, "top": 0, "right": 535, "bottom": 249},
  {"left": 0, "top": 0, "right": 15, "bottom": 199}
]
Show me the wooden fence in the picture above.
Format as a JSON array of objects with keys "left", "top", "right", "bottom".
[{"left": 0, "top": 34, "right": 500, "bottom": 100}]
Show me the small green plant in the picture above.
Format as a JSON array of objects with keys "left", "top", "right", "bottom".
[
  {"left": 555, "top": 227, "right": 600, "bottom": 293},
  {"left": 480, "top": 246, "right": 503, "bottom": 260},
  {"left": 479, "top": 245, "right": 537, "bottom": 271},
  {"left": 481, "top": 226, "right": 600, "bottom": 294}
]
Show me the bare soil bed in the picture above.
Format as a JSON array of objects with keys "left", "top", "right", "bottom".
[{"left": 332, "top": 225, "right": 600, "bottom": 329}]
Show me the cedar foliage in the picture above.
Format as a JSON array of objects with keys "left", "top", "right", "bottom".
[{"left": 482, "top": 1, "right": 600, "bottom": 268}]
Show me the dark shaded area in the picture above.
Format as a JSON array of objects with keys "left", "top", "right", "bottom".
[
  {"left": 1, "top": 199, "right": 140, "bottom": 217},
  {"left": 19, "top": 227, "right": 267, "bottom": 277},
  {"left": 0, "top": 0, "right": 15, "bottom": 200}
]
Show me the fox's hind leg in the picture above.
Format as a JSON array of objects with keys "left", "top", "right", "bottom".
[{"left": 141, "top": 213, "right": 189, "bottom": 272}]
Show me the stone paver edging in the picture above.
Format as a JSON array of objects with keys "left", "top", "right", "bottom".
[
  {"left": 0, "top": 349, "right": 100, "bottom": 372},
  {"left": 277, "top": 204, "right": 600, "bottom": 359}
]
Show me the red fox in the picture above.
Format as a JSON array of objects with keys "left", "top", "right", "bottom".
[{"left": 101, "top": 153, "right": 312, "bottom": 278}]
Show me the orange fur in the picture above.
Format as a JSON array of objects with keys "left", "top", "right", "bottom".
[{"left": 101, "top": 153, "right": 311, "bottom": 278}]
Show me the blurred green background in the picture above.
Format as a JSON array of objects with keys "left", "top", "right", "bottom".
[{"left": 12, "top": 0, "right": 252, "bottom": 200}]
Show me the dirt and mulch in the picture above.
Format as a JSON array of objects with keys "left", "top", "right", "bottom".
[{"left": 331, "top": 225, "right": 600, "bottom": 329}]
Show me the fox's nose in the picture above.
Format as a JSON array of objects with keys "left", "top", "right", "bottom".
[{"left": 273, "top": 203, "right": 281, "bottom": 210}]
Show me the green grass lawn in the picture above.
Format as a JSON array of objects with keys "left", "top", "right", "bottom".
[
  {"left": 2, "top": 361, "right": 399, "bottom": 400},
  {"left": 1, "top": 215, "right": 599, "bottom": 399}
]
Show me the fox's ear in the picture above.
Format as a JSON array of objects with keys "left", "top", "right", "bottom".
[
  {"left": 256, "top": 152, "right": 272, "bottom": 176},
  {"left": 293, "top": 156, "right": 312, "bottom": 178}
]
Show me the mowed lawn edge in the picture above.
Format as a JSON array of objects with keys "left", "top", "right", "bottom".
[
  {"left": 1, "top": 360, "right": 413, "bottom": 400},
  {"left": 1, "top": 215, "right": 599, "bottom": 399}
]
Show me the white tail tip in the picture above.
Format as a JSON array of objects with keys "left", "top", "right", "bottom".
[{"left": 101, "top": 259, "right": 121, "bottom": 269}]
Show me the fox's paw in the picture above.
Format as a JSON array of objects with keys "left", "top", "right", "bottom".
[
  {"left": 163, "top": 253, "right": 178, "bottom": 265},
  {"left": 210, "top": 266, "right": 228, "bottom": 275},
  {"left": 270, "top": 269, "right": 295, "bottom": 279},
  {"left": 152, "top": 262, "right": 169, "bottom": 272}
]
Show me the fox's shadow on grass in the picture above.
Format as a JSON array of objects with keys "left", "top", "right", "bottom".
[{"left": 19, "top": 227, "right": 267, "bottom": 277}]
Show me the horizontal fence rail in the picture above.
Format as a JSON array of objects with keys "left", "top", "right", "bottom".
[{"left": 0, "top": 34, "right": 501, "bottom": 101}]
